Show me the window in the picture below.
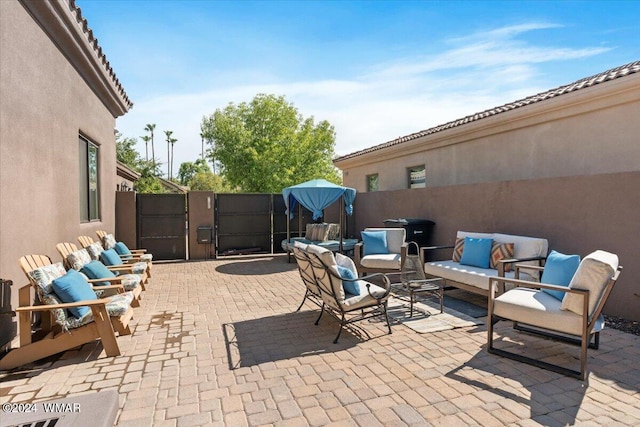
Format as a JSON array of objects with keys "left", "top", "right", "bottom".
[
  {"left": 366, "top": 174, "right": 379, "bottom": 192},
  {"left": 408, "top": 165, "right": 426, "bottom": 188},
  {"left": 79, "top": 135, "right": 100, "bottom": 221}
]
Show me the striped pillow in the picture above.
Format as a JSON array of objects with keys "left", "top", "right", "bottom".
[
  {"left": 490, "top": 242, "right": 515, "bottom": 272},
  {"left": 452, "top": 238, "right": 465, "bottom": 262}
]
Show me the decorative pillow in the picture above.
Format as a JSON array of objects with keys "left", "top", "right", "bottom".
[
  {"left": 86, "top": 242, "right": 104, "bottom": 260},
  {"left": 540, "top": 250, "right": 581, "bottom": 301},
  {"left": 452, "top": 238, "right": 465, "bottom": 262},
  {"left": 561, "top": 250, "right": 618, "bottom": 316},
  {"left": 51, "top": 269, "right": 97, "bottom": 319},
  {"left": 362, "top": 230, "right": 389, "bottom": 256},
  {"left": 103, "top": 234, "right": 117, "bottom": 250},
  {"left": 28, "top": 262, "right": 67, "bottom": 296},
  {"left": 459, "top": 237, "right": 493, "bottom": 269},
  {"left": 327, "top": 223, "right": 340, "bottom": 241},
  {"left": 81, "top": 260, "right": 117, "bottom": 286},
  {"left": 114, "top": 242, "right": 132, "bottom": 256},
  {"left": 67, "top": 248, "right": 93, "bottom": 270},
  {"left": 336, "top": 252, "right": 358, "bottom": 276},
  {"left": 337, "top": 265, "right": 359, "bottom": 295},
  {"left": 100, "top": 249, "right": 123, "bottom": 266},
  {"left": 490, "top": 242, "right": 515, "bottom": 272}
]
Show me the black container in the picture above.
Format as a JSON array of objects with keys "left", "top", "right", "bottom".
[{"left": 384, "top": 218, "right": 435, "bottom": 253}]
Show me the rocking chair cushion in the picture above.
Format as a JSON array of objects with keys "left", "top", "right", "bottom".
[
  {"left": 28, "top": 262, "right": 67, "bottom": 295},
  {"left": 86, "top": 242, "right": 104, "bottom": 260},
  {"left": 52, "top": 269, "right": 98, "bottom": 318}
]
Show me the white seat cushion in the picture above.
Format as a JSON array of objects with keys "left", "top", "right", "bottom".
[
  {"left": 342, "top": 283, "right": 388, "bottom": 310},
  {"left": 360, "top": 254, "right": 402, "bottom": 270},
  {"left": 424, "top": 260, "right": 534, "bottom": 291},
  {"left": 494, "top": 287, "right": 589, "bottom": 336}
]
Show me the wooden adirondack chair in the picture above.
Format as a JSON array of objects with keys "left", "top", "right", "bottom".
[
  {"left": 77, "top": 236, "right": 151, "bottom": 278},
  {"left": 96, "top": 230, "right": 149, "bottom": 256},
  {"left": 0, "top": 255, "right": 134, "bottom": 370},
  {"left": 56, "top": 242, "right": 147, "bottom": 292}
]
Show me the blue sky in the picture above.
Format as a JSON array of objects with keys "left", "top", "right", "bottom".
[{"left": 79, "top": 0, "right": 640, "bottom": 174}]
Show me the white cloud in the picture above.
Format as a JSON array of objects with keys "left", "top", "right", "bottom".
[{"left": 116, "top": 23, "right": 611, "bottom": 173}]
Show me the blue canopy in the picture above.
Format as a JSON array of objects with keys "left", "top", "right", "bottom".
[{"left": 283, "top": 179, "right": 356, "bottom": 220}]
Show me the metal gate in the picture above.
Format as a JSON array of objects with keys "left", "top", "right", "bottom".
[
  {"left": 215, "top": 193, "right": 273, "bottom": 256},
  {"left": 137, "top": 194, "right": 187, "bottom": 260}
]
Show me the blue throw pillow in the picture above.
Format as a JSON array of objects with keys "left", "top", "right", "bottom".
[
  {"left": 80, "top": 260, "right": 116, "bottom": 287},
  {"left": 459, "top": 237, "right": 493, "bottom": 268},
  {"left": 541, "top": 250, "right": 581, "bottom": 301},
  {"left": 100, "top": 249, "right": 123, "bottom": 266},
  {"left": 362, "top": 230, "right": 389, "bottom": 256},
  {"left": 337, "top": 265, "right": 360, "bottom": 295},
  {"left": 114, "top": 242, "right": 132, "bottom": 256},
  {"left": 51, "top": 269, "right": 97, "bottom": 319}
]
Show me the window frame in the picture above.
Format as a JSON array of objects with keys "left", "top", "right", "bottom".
[
  {"left": 79, "top": 134, "right": 101, "bottom": 222},
  {"left": 407, "top": 165, "right": 426, "bottom": 189},
  {"left": 366, "top": 173, "right": 379, "bottom": 192}
]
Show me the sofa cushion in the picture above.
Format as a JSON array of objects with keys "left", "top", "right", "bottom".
[
  {"left": 460, "top": 237, "right": 493, "bottom": 269},
  {"left": 456, "top": 231, "right": 493, "bottom": 240},
  {"left": 425, "top": 260, "right": 534, "bottom": 291},
  {"left": 362, "top": 230, "right": 389, "bottom": 255},
  {"left": 561, "top": 250, "right": 618, "bottom": 316},
  {"left": 493, "top": 287, "right": 598, "bottom": 336},
  {"left": 337, "top": 265, "right": 359, "bottom": 295},
  {"left": 490, "top": 242, "right": 515, "bottom": 272},
  {"left": 342, "top": 282, "right": 388, "bottom": 310},
  {"left": 540, "top": 250, "right": 581, "bottom": 301}
]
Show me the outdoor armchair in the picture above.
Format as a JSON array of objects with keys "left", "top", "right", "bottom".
[
  {"left": 354, "top": 227, "right": 408, "bottom": 275},
  {"left": 487, "top": 250, "right": 621, "bottom": 380}
]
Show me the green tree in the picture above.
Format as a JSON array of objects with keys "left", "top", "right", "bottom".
[
  {"left": 144, "top": 123, "right": 156, "bottom": 167},
  {"left": 177, "top": 158, "right": 210, "bottom": 186},
  {"left": 116, "top": 131, "right": 141, "bottom": 169},
  {"left": 135, "top": 160, "right": 166, "bottom": 194},
  {"left": 189, "top": 170, "right": 235, "bottom": 192},
  {"left": 200, "top": 93, "right": 341, "bottom": 193}
]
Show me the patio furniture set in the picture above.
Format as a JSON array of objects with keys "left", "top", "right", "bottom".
[
  {"left": 0, "top": 232, "right": 152, "bottom": 371},
  {"left": 292, "top": 226, "right": 622, "bottom": 380}
]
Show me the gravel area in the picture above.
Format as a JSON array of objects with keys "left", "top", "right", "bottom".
[{"left": 605, "top": 315, "right": 640, "bottom": 336}]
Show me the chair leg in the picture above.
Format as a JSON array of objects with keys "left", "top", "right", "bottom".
[
  {"left": 333, "top": 314, "right": 346, "bottom": 344},
  {"left": 409, "top": 290, "right": 415, "bottom": 318},
  {"left": 295, "top": 290, "right": 309, "bottom": 312},
  {"left": 314, "top": 304, "right": 324, "bottom": 325},
  {"left": 383, "top": 302, "right": 392, "bottom": 334}
]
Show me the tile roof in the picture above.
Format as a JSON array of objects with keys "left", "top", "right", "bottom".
[
  {"left": 335, "top": 60, "right": 640, "bottom": 163},
  {"left": 70, "top": 0, "right": 133, "bottom": 110}
]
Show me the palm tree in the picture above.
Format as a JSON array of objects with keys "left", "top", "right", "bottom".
[
  {"left": 164, "top": 130, "right": 173, "bottom": 178},
  {"left": 140, "top": 135, "right": 151, "bottom": 161},
  {"left": 199, "top": 132, "right": 205, "bottom": 159},
  {"left": 144, "top": 124, "right": 156, "bottom": 167},
  {"left": 170, "top": 137, "right": 178, "bottom": 180}
]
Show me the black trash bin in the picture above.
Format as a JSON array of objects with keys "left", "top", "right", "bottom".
[{"left": 384, "top": 218, "right": 435, "bottom": 253}]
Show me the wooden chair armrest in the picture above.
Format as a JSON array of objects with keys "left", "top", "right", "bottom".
[
  {"left": 16, "top": 298, "right": 111, "bottom": 312},
  {"left": 420, "top": 245, "right": 454, "bottom": 262},
  {"left": 86, "top": 277, "right": 123, "bottom": 284},
  {"left": 354, "top": 242, "right": 364, "bottom": 266}
]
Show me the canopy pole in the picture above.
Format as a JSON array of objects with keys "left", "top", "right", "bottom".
[
  {"left": 339, "top": 197, "right": 344, "bottom": 253},
  {"left": 286, "top": 197, "right": 291, "bottom": 261}
]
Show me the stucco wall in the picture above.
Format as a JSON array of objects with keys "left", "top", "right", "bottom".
[
  {"left": 0, "top": 2, "right": 118, "bottom": 345},
  {"left": 352, "top": 171, "right": 640, "bottom": 321},
  {"left": 339, "top": 75, "right": 640, "bottom": 192}
]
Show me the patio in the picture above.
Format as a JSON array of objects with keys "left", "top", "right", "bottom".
[{"left": 1, "top": 255, "right": 639, "bottom": 427}]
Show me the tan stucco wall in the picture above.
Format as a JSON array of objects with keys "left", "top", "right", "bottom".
[
  {"left": 0, "top": 1, "right": 118, "bottom": 344},
  {"left": 338, "top": 75, "right": 640, "bottom": 192},
  {"left": 352, "top": 171, "right": 640, "bottom": 321}
]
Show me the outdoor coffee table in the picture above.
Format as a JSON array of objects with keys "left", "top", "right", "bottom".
[{"left": 405, "top": 277, "right": 444, "bottom": 317}]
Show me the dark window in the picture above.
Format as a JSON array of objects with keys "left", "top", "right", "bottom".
[{"left": 79, "top": 135, "right": 100, "bottom": 221}]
